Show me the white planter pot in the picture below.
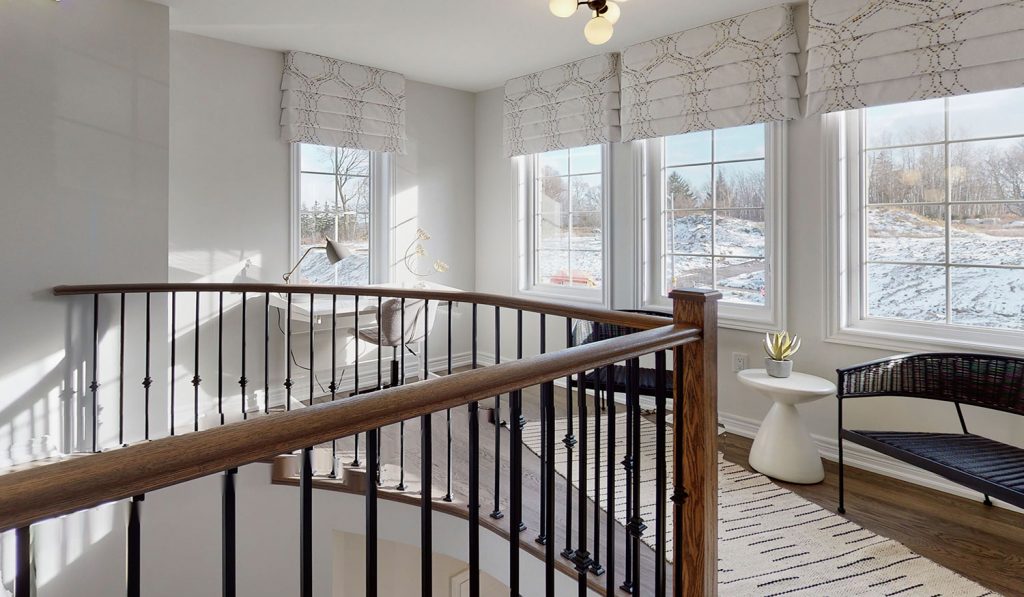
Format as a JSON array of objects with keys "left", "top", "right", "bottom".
[{"left": 765, "top": 358, "right": 793, "bottom": 378}]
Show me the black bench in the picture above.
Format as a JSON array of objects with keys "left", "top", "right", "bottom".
[
  {"left": 570, "top": 310, "right": 673, "bottom": 398},
  {"left": 837, "top": 352, "right": 1024, "bottom": 513}
]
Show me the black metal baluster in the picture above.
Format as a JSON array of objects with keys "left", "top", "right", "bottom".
[
  {"left": 170, "top": 292, "right": 177, "bottom": 436},
  {"left": 218, "top": 291, "right": 224, "bottom": 426},
  {"left": 366, "top": 426, "right": 379, "bottom": 597},
  {"left": 193, "top": 292, "right": 201, "bottom": 432},
  {"left": 331, "top": 294, "right": 338, "bottom": 403},
  {"left": 444, "top": 300, "right": 453, "bottom": 503},
  {"left": 377, "top": 295, "right": 383, "bottom": 390},
  {"left": 285, "top": 293, "right": 293, "bottom": 410},
  {"left": 516, "top": 310, "right": 526, "bottom": 433},
  {"left": 240, "top": 292, "right": 248, "bottom": 421},
  {"left": 118, "top": 293, "right": 125, "bottom": 446},
  {"left": 515, "top": 310, "right": 526, "bottom": 534},
  {"left": 469, "top": 304, "right": 481, "bottom": 597},
  {"left": 562, "top": 318, "right": 575, "bottom": 560},
  {"left": 536, "top": 313, "right": 548, "bottom": 546},
  {"left": 628, "top": 358, "right": 644, "bottom": 593},
  {"left": 300, "top": 446, "right": 313, "bottom": 597},
  {"left": 398, "top": 298, "right": 406, "bottom": 491},
  {"left": 605, "top": 364, "right": 616, "bottom": 595},
  {"left": 654, "top": 351, "right": 668, "bottom": 597},
  {"left": 15, "top": 526, "right": 29, "bottom": 597},
  {"left": 330, "top": 293, "right": 339, "bottom": 477},
  {"left": 90, "top": 294, "right": 100, "bottom": 452},
  {"left": 542, "top": 381, "right": 556, "bottom": 597},
  {"left": 510, "top": 388, "right": 523, "bottom": 596},
  {"left": 223, "top": 469, "right": 236, "bottom": 597},
  {"left": 621, "top": 358, "right": 634, "bottom": 594},
  {"left": 264, "top": 292, "right": 270, "bottom": 415},
  {"left": 421, "top": 301, "right": 433, "bottom": 597},
  {"left": 284, "top": 292, "right": 292, "bottom": 411},
  {"left": 308, "top": 293, "right": 315, "bottom": 410},
  {"left": 574, "top": 370, "right": 591, "bottom": 596},
  {"left": 490, "top": 306, "right": 502, "bottom": 520},
  {"left": 352, "top": 295, "right": 360, "bottom": 468},
  {"left": 128, "top": 495, "right": 143, "bottom": 597},
  {"left": 143, "top": 292, "right": 152, "bottom": 440},
  {"left": 376, "top": 296, "right": 383, "bottom": 485},
  {"left": 591, "top": 366, "right": 604, "bottom": 576}
]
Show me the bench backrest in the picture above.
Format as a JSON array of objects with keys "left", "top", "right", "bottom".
[{"left": 837, "top": 353, "right": 1024, "bottom": 416}]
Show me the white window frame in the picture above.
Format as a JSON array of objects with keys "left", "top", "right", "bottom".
[
  {"left": 513, "top": 144, "right": 613, "bottom": 306},
  {"left": 640, "top": 123, "right": 787, "bottom": 332},
  {"left": 825, "top": 109, "right": 1024, "bottom": 356},
  {"left": 289, "top": 143, "right": 393, "bottom": 284}
]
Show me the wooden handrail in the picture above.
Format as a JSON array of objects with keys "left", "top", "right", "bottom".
[
  {"left": 52, "top": 283, "right": 670, "bottom": 329},
  {"left": 0, "top": 323, "right": 699, "bottom": 533}
]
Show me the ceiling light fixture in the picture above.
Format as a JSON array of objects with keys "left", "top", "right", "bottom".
[{"left": 549, "top": 0, "right": 624, "bottom": 45}]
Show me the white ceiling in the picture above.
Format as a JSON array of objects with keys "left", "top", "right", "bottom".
[{"left": 154, "top": 0, "right": 788, "bottom": 92}]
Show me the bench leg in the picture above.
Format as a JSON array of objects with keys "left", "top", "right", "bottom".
[
  {"left": 838, "top": 397, "right": 846, "bottom": 515},
  {"left": 983, "top": 494, "right": 993, "bottom": 506}
]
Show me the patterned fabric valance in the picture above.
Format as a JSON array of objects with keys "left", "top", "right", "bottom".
[
  {"left": 619, "top": 5, "right": 800, "bottom": 142},
  {"left": 806, "top": 0, "right": 1024, "bottom": 115},
  {"left": 281, "top": 51, "right": 407, "bottom": 154},
  {"left": 503, "top": 53, "right": 621, "bottom": 157}
]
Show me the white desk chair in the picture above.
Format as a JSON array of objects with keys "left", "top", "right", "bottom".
[{"left": 355, "top": 297, "right": 438, "bottom": 390}]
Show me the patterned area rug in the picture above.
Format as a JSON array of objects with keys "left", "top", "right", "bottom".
[{"left": 521, "top": 414, "right": 997, "bottom": 596}]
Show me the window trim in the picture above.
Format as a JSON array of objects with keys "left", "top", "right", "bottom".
[
  {"left": 639, "top": 122, "right": 787, "bottom": 333},
  {"left": 824, "top": 110, "right": 1024, "bottom": 357},
  {"left": 289, "top": 143, "right": 393, "bottom": 285},
  {"left": 513, "top": 144, "right": 613, "bottom": 306}
]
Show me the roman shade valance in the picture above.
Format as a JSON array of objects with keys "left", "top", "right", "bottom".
[
  {"left": 281, "top": 51, "right": 407, "bottom": 154},
  {"left": 619, "top": 5, "right": 800, "bottom": 143},
  {"left": 806, "top": 0, "right": 1024, "bottom": 115},
  {"left": 503, "top": 53, "right": 621, "bottom": 157}
]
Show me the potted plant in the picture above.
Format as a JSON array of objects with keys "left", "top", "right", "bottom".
[{"left": 763, "top": 331, "right": 801, "bottom": 378}]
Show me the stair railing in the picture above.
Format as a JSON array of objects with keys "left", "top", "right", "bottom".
[{"left": 0, "top": 284, "right": 719, "bottom": 597}]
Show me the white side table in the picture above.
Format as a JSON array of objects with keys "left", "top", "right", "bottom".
[{"left": 738, "top": 369, "right": 836, "bottom": 484}]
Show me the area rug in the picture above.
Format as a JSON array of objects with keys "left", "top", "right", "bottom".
[{"left": 520, "top": 415, "right": 997, "bottom": 596}]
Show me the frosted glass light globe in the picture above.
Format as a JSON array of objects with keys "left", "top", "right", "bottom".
[
  {"left": 584, "top": 15, "right": 614, "bottom": 45},
  {"left": 603, "top": 1, "right": 621, "bottom": 24},
  {"left": 549, "top": 0, "right": 577, "bottom": 18}
]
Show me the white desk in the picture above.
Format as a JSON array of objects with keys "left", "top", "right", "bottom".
[
  {"left": 738, "top": 369, "right": 836, "bottom": 484},
  {"left": 266, "top": 281, "right": 459, "bottom": 327}
]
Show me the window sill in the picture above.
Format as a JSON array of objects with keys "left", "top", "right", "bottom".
[
  {"left": 516, "top": 286, "right": 608, "bottom": 308},
  {"left": 641, "top": 303, "right": 782, "bottom": 334},
  {"left": 826, "top": 322, "right": 1024, "bottom": 358}
]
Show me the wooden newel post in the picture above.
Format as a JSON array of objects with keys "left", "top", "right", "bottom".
[{"left": 670, "top": 288, "right": 721, "bottom": 597}]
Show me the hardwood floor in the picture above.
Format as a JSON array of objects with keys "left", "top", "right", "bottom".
[{"left": 283, "top": 384, "right": 1024, "bottom": 596}]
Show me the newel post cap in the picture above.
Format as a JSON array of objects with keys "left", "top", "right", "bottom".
[{"left": 668, "top": 288, "right": 722, "bottom": 303}]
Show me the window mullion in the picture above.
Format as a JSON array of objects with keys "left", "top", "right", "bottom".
[
  {"left": 710, "top": 132, "right": 718, "bottom": 290},
  {"left": 944, "top": 97, "right": 953, "bottom": 325}
]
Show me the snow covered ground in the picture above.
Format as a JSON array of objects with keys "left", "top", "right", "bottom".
[{"left": 301, "top": 208, "right": 1023, "bottom": 331}]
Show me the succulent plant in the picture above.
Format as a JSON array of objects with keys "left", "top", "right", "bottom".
[{"left": 763, "top": 331, "right": 801, "bottom": 361}]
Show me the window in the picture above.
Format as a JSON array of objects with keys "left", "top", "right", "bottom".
[
  {"left": 516, "top": 144, "right": 609, "bottom": 302},
  {"left": 292, "top": 143, "right": 389, "bottom": 285},
  {"left": 642, "top": 123, "right": 785, "bottom": 330},
  {"left": 829, "top": 88, "right": 1024, "bottom": 353}
]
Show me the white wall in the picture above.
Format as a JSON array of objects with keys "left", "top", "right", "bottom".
[
  {"left": 0, "top": 0, "right": 170, "bottom": 593},
  {"left": 166, "top": 33, "right": 478, "bottom": 427},
  {"left": 169, "top": 32, "right": 290, "bottom": 286},
  {"left": 471, "top": 81, "right": 1024, "bottom": 506}
]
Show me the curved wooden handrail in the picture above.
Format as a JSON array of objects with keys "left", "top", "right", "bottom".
[
  {"left": 0, "top": 324, "right": 699, "bottom": 532},
  {"left": 53, "top": 283, "right": 670, "bottom": 329}
]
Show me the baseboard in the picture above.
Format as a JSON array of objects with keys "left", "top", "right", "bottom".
[{"left": 718, "top": 411, "right": 1024, "bottom": 514}]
